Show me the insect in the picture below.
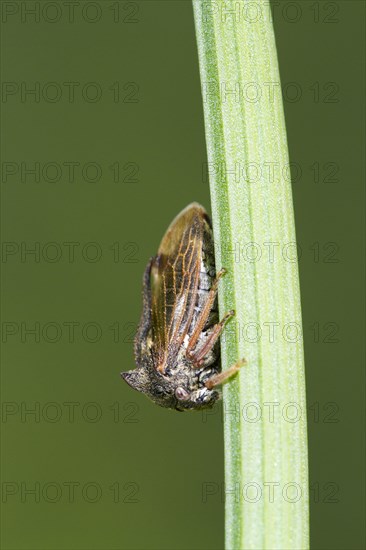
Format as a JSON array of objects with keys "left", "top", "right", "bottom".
[{"left": 121, "top": 203, "right": 245, "bottom": 411}]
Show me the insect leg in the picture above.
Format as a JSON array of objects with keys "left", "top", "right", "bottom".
[
  {"left": 186, "top": 267, "right": 227, "bottom": 355},
  {"left": 188, "top": 309, "right": 234, "bottom": 367},
  {"left": 205, "top": 358, "right": 247, "bottom": 389}
]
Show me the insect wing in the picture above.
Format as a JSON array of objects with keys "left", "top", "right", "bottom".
[{"left": 150, "top": 203, "right": 209, "bottom": 371}]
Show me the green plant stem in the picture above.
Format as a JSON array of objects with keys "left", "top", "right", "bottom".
[{"left": 193, "top": 2, "right": 309, "bottom": 549}]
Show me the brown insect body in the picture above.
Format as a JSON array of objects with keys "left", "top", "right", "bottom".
[{"left": 121, "top": 203, "right": 242, "bottom": 411}]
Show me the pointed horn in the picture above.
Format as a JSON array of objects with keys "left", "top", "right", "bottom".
[{"left": 120, "top": 369, "right": 147, "bottom": 393}]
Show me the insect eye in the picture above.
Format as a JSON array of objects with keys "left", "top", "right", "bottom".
[{"left": 175, "top": 387, "right": 189, "bottom": 401}]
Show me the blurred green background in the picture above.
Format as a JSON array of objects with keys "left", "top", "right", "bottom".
[{"left": 1, "top": 1, "right": 364, "bottom": 549}]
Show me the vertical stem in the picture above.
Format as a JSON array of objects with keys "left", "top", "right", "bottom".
[{"left": 193, "top": 2, "right": 309, "bottom": 549}]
